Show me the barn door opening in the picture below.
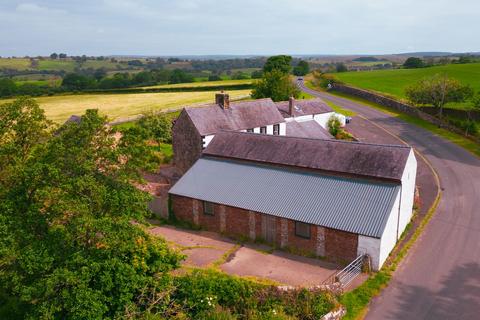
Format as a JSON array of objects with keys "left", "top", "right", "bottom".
[{"left": 266, "top": 216, "right": 276, "bottom": 244}]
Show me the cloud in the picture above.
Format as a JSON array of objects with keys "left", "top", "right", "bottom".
[{"left": 0, "top": 0, "right": 479, "bottom": 56}]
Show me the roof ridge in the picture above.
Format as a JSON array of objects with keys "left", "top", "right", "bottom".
[{"left": 217, "top": 131, "right": 411, "bottom": 149}]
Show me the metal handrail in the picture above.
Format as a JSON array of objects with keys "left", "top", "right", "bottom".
[{"left": 322, "top": 254, "right": 368, "bottom": 288}]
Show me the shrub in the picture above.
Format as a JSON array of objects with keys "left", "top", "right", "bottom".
[
  {"left": 138, "top": 113, "right": 173, "bottom": 144},
  {"left": 327, "top": 115, "right": 342, "bottom": 136}
]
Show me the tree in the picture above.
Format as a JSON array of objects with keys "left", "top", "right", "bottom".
[
  {"left": 93, "top": 68, "right": 107, "bottom": 81},
  {"left": 50, "top": 53, "right": 58, "bottom": 59},
  {"left": 208, "top": 74, "right": 221, "bottom": 81},
  {"left": 138, "top": 113, "right": 173, "bottom": 144},
  {"left": 263, "top": 55, "right": 292, "bottom": 74},
  {"left": 61, "top": 73, "right": 96, "bottom": 90},
  {"left": 251, "top": 69, "right": 300, "bottom": 102},
  {"left": 169, "top": 69, "right": 194, "bottom": 84},
  {"left": 231, "top": 71, "right": 249, "bottom": 80},
  {"left": 405, "top": 74, "right": 473, "bottom": 117},
  {"left": 59, "top": 53, "right": 67, "bottom": 59},
  {"left": 251, "top": 70, "right": 263, "bottom": 79},
  {"left": 403, "top": 57, "right": 424, "bottom": 68},
  {"left": 293, "top": 60, "right": 310, "bottom": 76},
  {"left": 0, "top": 99, "right": 182, "bottom": 319},
  {"left": 335, "top": 63, "right": 347, "bottom": 73},
  {"left": 0, "top": 78, "right": 17, "bottom": 97}
]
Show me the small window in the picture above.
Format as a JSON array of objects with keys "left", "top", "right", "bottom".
[
  {"left": 295, "top": 221, "right": 311, "bottom": 239},
  {"left": 260, "top": 126, "right": 267, "bottom": 134},
  {"left": 203, "top": 201, "right": 214, "bottom": 215},
  {"left": 201, "top": 136, "right": 206, "bottom": 150},
  {"left": 247, "top": 128, "right": 254, "bottom": 133},
  {"left": 273, "top": 124, "right": 280, "bottom": 135}
]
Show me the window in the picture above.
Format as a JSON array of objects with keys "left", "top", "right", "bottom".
[
  {"left": 260, "top": 126, "right": 267, "bottom": 134},
  {"left": 201, "top": 136, "right": 206, "bottom": 150},
  {"left": 295, "top": 221, "right": 311, "bottom": 239},
  {"left": 203, "top": 201, "right": 214, "bottom": 215},
  {"left": 273, "top": 124, "right": 280, "bottom": 135},
  {"left": 247, "top": 128, "right": 254, "bottom": 133}
]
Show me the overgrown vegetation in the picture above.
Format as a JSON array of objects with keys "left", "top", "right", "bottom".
[{"left": 172, "top": 269, "right": 338, "bottom": 320}]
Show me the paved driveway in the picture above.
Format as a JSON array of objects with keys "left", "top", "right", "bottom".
[
  {"left": 149, "top": 225, "right": 354, "bottom": 287},
  {"left": 300, "top": 81, "right": 480, "bottom": 319}
]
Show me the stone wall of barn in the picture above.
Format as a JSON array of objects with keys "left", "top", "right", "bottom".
[
  {"left": 172, "top": 110, "right": 203, "bottom": 173},
  {"left": 170, "top": 194, "right": 359, "bottom": 264}
]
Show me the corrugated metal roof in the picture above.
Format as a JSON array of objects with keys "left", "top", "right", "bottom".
[{"left": 169, "top": 158, "right": 400, "bottom": 238}]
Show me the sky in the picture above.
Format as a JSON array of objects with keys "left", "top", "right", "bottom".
[{"left": 1, "top": 0, "right": 479, "bottom": 57}]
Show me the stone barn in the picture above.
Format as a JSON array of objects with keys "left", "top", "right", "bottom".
[{"left": 169, "top": 132, "right": 417, "bottom": 270}]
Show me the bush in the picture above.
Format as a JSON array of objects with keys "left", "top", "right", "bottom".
[
  {"left": 327, "top": 115, "right": 342, "bottom": 136},
  {"left": 172, "top": 269, "right": 337, "bottom": 319},
  {"left": 208, "top": 75, "right": 222, "bottom": 81}
]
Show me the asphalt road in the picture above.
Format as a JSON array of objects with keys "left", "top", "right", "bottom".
[{"left": 298, "top": 80, "right": 480, "bottom": 319}]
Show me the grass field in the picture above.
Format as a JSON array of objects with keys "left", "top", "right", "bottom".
[
  {"left": 37, "top": 60, "right": 78, "bottom": 72},
  {"left": 141, "top": 79, "right": 253, "bottom": 89},
  {"left": 0, "top": 89, "right": 252, "bottom": 123},
  {"left": 332, "top": 63, "right": 480, "bottom": 102},
  {"left": 0, "top": 58, "right": 32, "bottom": 70}
]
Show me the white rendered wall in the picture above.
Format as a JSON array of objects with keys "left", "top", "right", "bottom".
[
  {"left": 266, "top": 124, "right": 274, "bottom": 134},
  {"left": 294, "top": 115, "right": 314, "bottom": 122},
  {"left": 378, "top": 191, "right": 401, "bottom": 270},
  {"left": 314, "top": 112, "right": 334, "bottom": 129},
  {"left": 357, "top": 235, "right": 381, "bottom": 271},
  {"left": 359, "top": 190, "right": 400, "bottom": 271},
  {"left": 398, "top": 150, "right": 417, "bottom": 235},
  {"left": 279, "top": 122, "right": 286, "bottom": 135},
  {"left": 203, "top": 135, "right": 215, "bottom": 148}
]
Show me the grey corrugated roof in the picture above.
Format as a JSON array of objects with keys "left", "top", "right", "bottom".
[
  {"left": 286, "top": 120, "right": 333, "bottom": 139},
  {"left": 169, "top": 158, "right": 400, "bottom": 238},
  {"left": 185, "top": 98, "right": 285, "bottom": 136},
  {"left": 276, "top": 98, "right": 333, "bottom": 118},
  {"left": 204, "top": 132, "right": 412, "bottom": 181}
]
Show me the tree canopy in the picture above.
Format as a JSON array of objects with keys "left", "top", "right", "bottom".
[
  {"left": 293, "top": 60, "right": 310, "bottom": 76},
  {"left": 405, "top": 74, "right": 473, "bottom": 116},
  {"left": 263, "top": 55, "right": 292, "bottom": 74},
  {"left": 403, "top": 57, "right": 424, "bottom": 68},
  {"left": 251, "top": 69, "right": 300, "bottom": 102},
  {"left": 0, "top": 98, "right": 182, "bottom": 319}
]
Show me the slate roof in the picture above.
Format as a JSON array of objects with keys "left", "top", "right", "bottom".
[
  {"left": 185, "top": 98, "right": 285, "bottom": 136},
  {"left": 169, "top": 158, "right": 400, "bottom": 238},
  {"left": 276, "top": 98, "right": 333, "bottom": 118},
  {"left": 203, "top": 132, "right": 412, "bottom": 181},
  {"left": 285, "top": 120, "right": 333, "bottom": 139}
]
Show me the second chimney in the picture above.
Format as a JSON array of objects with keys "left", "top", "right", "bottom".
[
  {"left": 216, "top": 92, "right": 230, "bottom": 109},
  {"left": 289, "top": 97, "right": 295, "bottom": 116}
]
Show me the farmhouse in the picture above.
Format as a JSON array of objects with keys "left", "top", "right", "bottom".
[
  {"left": 172, "top": 93, "right": 343, "bottom": 172},
  {"left": 169, "top": 132, "right": 417, "bottom": 270}
]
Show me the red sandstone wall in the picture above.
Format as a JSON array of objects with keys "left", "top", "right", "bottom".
[
  {"left": 172, "top": 110, "right": 203, "bottom": 173},
  {"left": 171, "top": 195, "right": 359, "bottom": 263}
]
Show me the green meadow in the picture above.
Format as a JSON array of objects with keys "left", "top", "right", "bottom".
[{"left": 332, "top": 63, "right": 480, "bottom": 103}]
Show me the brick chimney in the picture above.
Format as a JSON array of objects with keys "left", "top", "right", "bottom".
[
  {"left": 289, "top": 97, "right": 295, "bottom": 116},
  {"left": 215, "top": 92, "right": 230, "bottom": 109}
]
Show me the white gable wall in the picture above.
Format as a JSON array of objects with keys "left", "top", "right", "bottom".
[{"left": 398, "top": 149, "right": 417, "bottom": 234}]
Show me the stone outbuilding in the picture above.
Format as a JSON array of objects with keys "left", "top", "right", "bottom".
[{"left": 169, "top": 132, "right": 417, "bottom": 270}]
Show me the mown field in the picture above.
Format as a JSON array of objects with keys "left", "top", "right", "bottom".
[
  {"left": 332, "top": 63, "right": 480, "bottom": 103},
  {"left": 141, "top": 79, "right": 253, "bottom": 89},
  {"left": 0, "top": 89, "right": 252, "bottom": 123}
]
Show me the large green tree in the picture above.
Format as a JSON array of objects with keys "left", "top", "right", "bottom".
[
  {"left": 293, "top": 60, "right": 310, "bottom": 76},
  {"left": 405, "top": 74, "right": 473, "bottom": 116},
  {"left": 0, "top": 98, "right": 182, "bottom": 319},
  {"left": 403, "top": 57, "right": 424, "bottom": 68},
  {"left": 263, "top": 55, "right": 292, "bottom": 74},
  {"left": 251, "top": 69, "right": 300, "bottom": 102}
]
